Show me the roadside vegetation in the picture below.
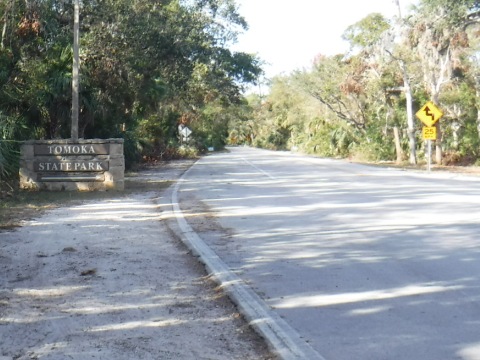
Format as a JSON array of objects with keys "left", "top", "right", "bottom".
[
  {"left": 2, "top": 0, "right": 480, "bottom": 226},
  {"left": 229, "top": 0, "right": 480, "bottom": 168},
  {"left": 0, "top": 0, "right": 261, "bottom": 181}
]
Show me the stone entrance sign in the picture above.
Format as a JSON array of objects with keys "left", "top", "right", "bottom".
[
  {"left": 20, "top": 139, "right": 124, "bottom": 191},
  {"left": 34, "top": 143, "right": 110, "bottom": 155}
]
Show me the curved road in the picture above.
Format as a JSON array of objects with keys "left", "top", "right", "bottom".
[{"left": 175, "top": 147, "right": 480, "bottom": 360}]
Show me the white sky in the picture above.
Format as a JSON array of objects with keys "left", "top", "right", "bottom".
[{"left": 231, "top": 0, "right": 417, "bottom": 79}]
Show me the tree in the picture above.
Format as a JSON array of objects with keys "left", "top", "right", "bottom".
[
  {"left": 343, "top": 13, "right": 391, "bottom": 51},
  {"left": 294, "top": 54, "right": 372, "bottom": 132},
  {"left": 379, "top": 4, "right": 419, "bottom": 165},
  {"left": 411, "top": 0, "right": 480, "bottom": 163},
  {"left": 0, "top": 0, "right": 262, "bottom": 175}
]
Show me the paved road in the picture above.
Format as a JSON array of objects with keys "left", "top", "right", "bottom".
[{"left": 176, "top": 147, "right": 480, "bottom": 360}]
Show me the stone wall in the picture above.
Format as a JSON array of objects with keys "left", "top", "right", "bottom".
[{"left": 19, "top": 139, "right": 124, "bottom": 191}]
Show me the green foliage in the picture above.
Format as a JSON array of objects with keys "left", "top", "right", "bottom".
[
  {"left": 4, "top": 0, "right": 480, "bottom": 170},
  {"left": 418, "top": 0, "right": 480, "bottom": 26},
  {"left": 453, "top": 119, "right": 480, "bottom": 157},
  {"left": 118, "top": 130, "right": 145, "bottom": 170},
  {"left": 343, "top": 13, "right": 391, "bottom": 50},
  {"left": 300, "top": 122, "right": 348, "bottom": 157},
  {"left": 177, "top": 145, "right": 199, "bottom": 158},
  {"left": 352, "top": 126, "right": 396, "bottom": 162},
  {"left": 243, "top": 2, "right": 480, "bottom": 167},
  {"left": 192, "top": 100, "right": 248, "bottom": 150},
  {"left": 0, "top": 0, "right": 261, "bottom": 171},
  {"left": 256, "top": 127, "right": 289, "bottom": 150},
  {"left": 0, "top": 113, "right": 20, "bottom": 180},
  {"left": 0, "top": 140, "right": 19, "bottom": 181}
]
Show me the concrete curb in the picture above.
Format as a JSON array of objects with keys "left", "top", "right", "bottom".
[{"left": 170, "top": 161, "right": 326, "bottom": 360}]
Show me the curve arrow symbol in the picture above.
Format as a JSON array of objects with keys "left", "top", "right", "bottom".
[{"left": 424, "top": 106, "right": 435, "bottom": 122}]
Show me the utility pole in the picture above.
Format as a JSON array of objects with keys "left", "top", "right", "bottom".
[
  {"left": 393, "top": 0, "right": 402, "bottom": 19},
  {"left": 71, "top": 0, "right": 80, "bottom": 141}
]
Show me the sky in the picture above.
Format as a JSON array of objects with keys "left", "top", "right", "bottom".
[{"left": 231, "top": 0, "right": 417, "bottom": 80}]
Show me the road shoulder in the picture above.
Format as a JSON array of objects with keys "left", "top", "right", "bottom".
[{"left": 0, "top": 161, "right": 274, "bottom": 360}]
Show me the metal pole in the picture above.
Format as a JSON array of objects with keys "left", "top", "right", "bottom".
[
  {"left": 71, "top": 0, "right": 80, "bottom": 141},
  {"left": 427, "top": 139, "right": 431, "bottom": 172}
]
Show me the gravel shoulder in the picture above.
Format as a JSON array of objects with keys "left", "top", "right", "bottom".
[{"left": 0, "top": 161, "right": 275, "bottom": 360}]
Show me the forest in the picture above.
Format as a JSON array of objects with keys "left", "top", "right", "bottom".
[
  {"left": 2, "top": 0, "right": 480, "bottom": 188},
  {"left": 0, "top": 0, "right": 262, "bottom": 182},
  {"left": 232, "top": 0, "right": 480, "bottom": 167}
]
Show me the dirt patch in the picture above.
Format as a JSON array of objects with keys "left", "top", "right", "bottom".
[
  {"left": 0, "top": 162, "right": 181, "bottom": 231},
  {"left": 0, "top": 161, "right": 276, "bottom": 360},
  {"left": 357, "top": 160, "right": 480, "bottom": 177}
]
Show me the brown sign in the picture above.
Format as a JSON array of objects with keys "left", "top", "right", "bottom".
[
  {"left": 34, "top": 143, "right": 110, "bottom": 156},
  {"left": 34, "top": 160, "right": 109, "bottom": 172}
]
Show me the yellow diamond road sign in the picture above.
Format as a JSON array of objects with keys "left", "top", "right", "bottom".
[{"left": 416, "top": 101, "right": 443, "bottom": 127}]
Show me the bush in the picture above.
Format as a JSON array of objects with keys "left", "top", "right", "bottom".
[
  {"left": 177, "top": 145, "right": 199, "bottom": 158},
  {"left": 0, "top": 140, "right": 20, "bottom": 182},
  {"left": 350, "top": 139, "right": 395, "bottom": 163},
  {"left": 119, "top": 131, "right": 145, "bottom": 170}
]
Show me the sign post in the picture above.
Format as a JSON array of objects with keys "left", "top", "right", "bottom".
[
  {"left": 71, "top": 0, "right": 80, "bottom": 141},
  {"left": 416, "top": 101, "right": 443, "bottom": 172}
]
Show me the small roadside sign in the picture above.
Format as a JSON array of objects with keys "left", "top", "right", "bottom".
[
  {"left": 178, "top": 124, "right": 192, "bottom": 143},
  {"left": 422, "top": 126, "right": 437, "bottom": 140},
  {"left": 180, "top": 126, "right": 192, "bottom": 138},
  {"left": 416, "top": 101, "right": 443, "bottom": 127}
]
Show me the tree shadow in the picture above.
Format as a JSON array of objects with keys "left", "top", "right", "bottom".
[
  {"left": 179, "top": 150, "right": 480, "bottom": 360},
  {"left": 0, "top": 187, "right": 271, "bottom": 359}
]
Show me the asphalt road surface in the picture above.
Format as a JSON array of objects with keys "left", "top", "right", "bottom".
[{"left": 176, "top": 146, "right": 480, "bottom": 360}]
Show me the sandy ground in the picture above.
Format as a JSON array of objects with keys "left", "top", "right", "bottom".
[{"left": 0, "top": 161, "right": 275, "bottom": 360}]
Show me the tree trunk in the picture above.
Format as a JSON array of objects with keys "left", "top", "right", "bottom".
[
  {"left": 1, "top": 0, "right": 14, "bottom": 50},
  {"left": 451, "top": 122, "right": 460, "bottom": 150},
  {"left": 432, "top": 93, "right": 442, "bottom": 164},
  {"left": 393, "top": 126, "right": 403, "bottom": 164},
  {"left": 1, "top": 22, "right": 6, "bottom": 50},
  {"left": 392, "top": 1, "right": 416, "bottom": 165},
  {"left": 401, "top": 62, "right": 416, "bottom": 165},
  {"left": 71, "top": 0, "right": 80, "bottom": 141},
  {"left": 476, "top": 84, "right": 480, "bottom": 140},
  {"left": 434, "top": 121, "right": 442, "bottom": 163}
]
